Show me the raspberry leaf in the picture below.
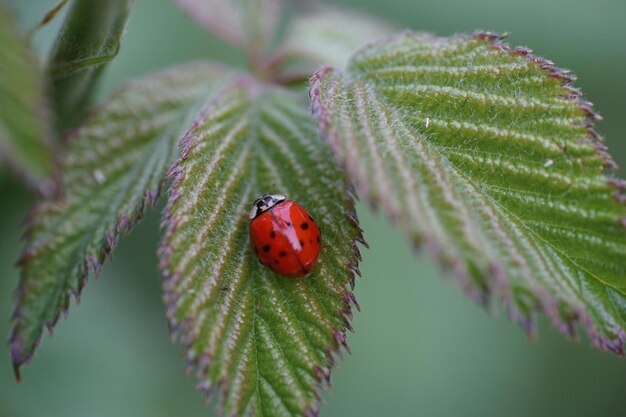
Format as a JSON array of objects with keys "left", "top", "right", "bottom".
[
  {"left": 310, "top": 32, "right": 626, "bottom": 353},
  {"left": 10, "top": 63, "right": 231, "bottom": 379},
  {"left": 161, "top": 81, "right": 363, "bottom": 416}
]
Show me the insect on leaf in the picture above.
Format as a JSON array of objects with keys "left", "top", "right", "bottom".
[{"left": 161, "top": 80, "right": 363, "bottom": 417}]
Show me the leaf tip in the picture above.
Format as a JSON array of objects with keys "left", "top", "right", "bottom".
[
  {"left": 506, "top": 307, "right": 537, "bottom": 341},
  {"left": 304, "top": 404, "right": 320, "bottom": 417},
  {"left": 592, "top": 331, "right": 626, "bottom": 356},
  {"left": 8, "top": 333, "right": 28, "bottom": 383},
  {"left": 472, "top": 31, "right": 507, "bottom": 42}
]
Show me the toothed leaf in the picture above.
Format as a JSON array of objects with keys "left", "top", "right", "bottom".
[
  {"left": 161, "top": 82, "right": 362, "bottom": 417},
  {"left": 11, "top": 63, "right": 231, "bottom": 377},
  {"left": 48, "top": 0, "right": 132, "bottom": 133},
  {"left": 174, "top": 0, "right": 283, "bottom": 51},
  {"left": 310, "top": 32, "right": 626, "bottom": 353},
  {"left": 0, "top": 4, "right": 54, "bottom": 191}
]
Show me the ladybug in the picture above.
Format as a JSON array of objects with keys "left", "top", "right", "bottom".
[{"left": 249, "top": 194, "right": 321, "bottom": 277}]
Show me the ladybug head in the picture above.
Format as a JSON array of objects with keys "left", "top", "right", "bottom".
[{"left": 249, "top": 194, "right": 286, "bottom": 219}]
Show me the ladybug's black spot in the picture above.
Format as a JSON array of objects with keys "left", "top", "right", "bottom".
[
  {"left": 279, "top": 251, "right": 287, "bottom": 257},
  {"left": 300, "top": 222, "right": 309, "bottom": 230},
  {"left": 262, "top": 244, "right": 270, "bottom": 253},
  {"left": 316, "top": 235, "right": 320, "bottom": 243},
  {"left": 286, "top": 221, "right": 292, "bottom": 227},
  {"left": 270, "top": 230, "right": 276, "bottom": 239},
  {"left": 299, "top": 239, "right": 304, "bottom": 247}
]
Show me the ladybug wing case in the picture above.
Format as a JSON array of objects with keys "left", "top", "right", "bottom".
[{"left": 249, "top": 200, "right": 321, "bottom": 277}]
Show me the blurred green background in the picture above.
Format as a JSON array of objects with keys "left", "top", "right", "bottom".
[{"left": 2, "top": 0, "right": 626, "bottom": 416}]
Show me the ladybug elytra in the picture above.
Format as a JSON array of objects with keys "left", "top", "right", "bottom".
[{"left": 249, "top": 194, "right": 321, "bottom": 277}]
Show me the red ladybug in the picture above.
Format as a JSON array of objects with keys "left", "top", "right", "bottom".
[{"left": 249, "top": 194, "right": 321, "bottom": 277}]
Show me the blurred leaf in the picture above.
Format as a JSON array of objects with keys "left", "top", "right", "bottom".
[
  {"left": 174, "top": 0, "right": 283, "bottom": 53},
  {"left": 161, "top": 82, "right": 363, "bottom": 416},
  {"left": 280, "top": 5, "right": 394, "bottom": 69},
  {"left": 0, "top": 4, "right": 54, "bottom": 192},
  {"left": 27, "top": 0, "right": 69, "bottom": 39},
  {"left": 310, "top": 32, "right": 626, "bottom": 353},
  {"left": 48, "top": 0, "right": 132, "bottom": 134},
  {"left": 10, "top": 62, "right": 231, "bottom": 379}
]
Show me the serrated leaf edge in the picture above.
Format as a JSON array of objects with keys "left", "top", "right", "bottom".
[
  {"left": 310, "top": 31, "right": 626, "bottom": 355},
  {"left": 159, "top": 78, "right": 366, "bottom": 417},
  {"left": 6, "top": 63, "right": 221, "bottom": 379}
]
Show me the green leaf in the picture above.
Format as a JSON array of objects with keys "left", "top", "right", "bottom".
[
  {"left": 161, "top": 82, "right": 363, "bottom": 416},
  {"left": 10, "top": 62, "right": 230, "bottom": 379},
  {"left": 174, "top": 0, "right": 283, "bottom": 52},
  {"left": 280, "top": 5, "right": 394, "bottom": 69},
  {"left": 310, "top": 32, "right": 626, "bottom": 353},
  {"left": 0, "top": 4, "right": 54, "bottom": 192},
  {"left": 48, "top": 0, "right": 132, "bottom": 133}
]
